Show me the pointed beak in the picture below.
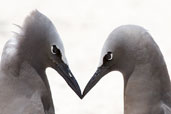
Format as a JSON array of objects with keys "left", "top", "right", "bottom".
[
  {"left": 82, "top": 67, "right": 109, "bottom": 98},
  {"left": 55, "top": 63, "right": 82, "bottom": 98}
]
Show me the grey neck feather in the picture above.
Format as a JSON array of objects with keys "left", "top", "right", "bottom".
[
  {"left": 0, "top": 38, "right": 54, "bottom": 113},
  {"left": 123, "top": 53, "right": 171, "bottom": 114}
]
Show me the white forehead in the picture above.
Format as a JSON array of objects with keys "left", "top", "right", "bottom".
[
  {"left": 98, "top": 25, "right": 150, "bottom": 66},
  {"left": 30, "top": 11, "right": 69, "bottom": 65},
  {"left": 48, "top": 27, "right": 68, "bottom": 65},
  {"left": 98, "top": 36, "right": 114, "bottom": 67}
]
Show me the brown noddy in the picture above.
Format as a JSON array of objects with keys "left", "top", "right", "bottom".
[
  {"left": 0, "top": 10, "right": 81, "bottom": 114},
  {"left": 83, "top": 25, "right": 171, "bottom": 114}
]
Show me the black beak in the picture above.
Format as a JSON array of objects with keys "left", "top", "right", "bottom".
[
  {"left": 55, "top": 63, "right": 82, "bottom": 99},
  {"left": 82, "top": 66, "right": 109, "bottom": 98}
]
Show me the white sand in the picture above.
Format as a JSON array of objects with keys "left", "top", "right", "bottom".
[{"left": 0, "top": 0, "right": 171, "bottom": 113}]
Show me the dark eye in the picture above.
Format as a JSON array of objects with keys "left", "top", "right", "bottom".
[
  {"left": 51, "top": 45, "right": 60, "bottom": 55},
  {"left": 104, "top": 52, "right": 113, "bottom": 61}
]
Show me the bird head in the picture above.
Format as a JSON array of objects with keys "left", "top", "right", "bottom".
[
  {"left": 82, "top": 25, "right": 160, "bottom": 98},
  {"left": 16, "top": 10, "right": 81, "bottom": 98}
]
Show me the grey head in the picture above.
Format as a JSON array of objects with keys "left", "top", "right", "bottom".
[
  {"left": 83, "top": 25, "right": 164, "bottom": 97},
  {"left": 1, "top": 10, "right": 81, "bottom": 98}
]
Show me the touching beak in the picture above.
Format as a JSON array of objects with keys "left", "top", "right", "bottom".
[
  {"left": 55, "top": 63, "right": 82, "bottom": 98},
  {"left": 82, "top": 66, "right": 109, "bottom": 98}
]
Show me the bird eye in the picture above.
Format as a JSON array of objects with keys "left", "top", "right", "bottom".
[
  {"left": 104, "top": 52, "right": 113, "bottom": 61},
  {"left": 51, "top": 45, "right": 60, "bottom": 55}
]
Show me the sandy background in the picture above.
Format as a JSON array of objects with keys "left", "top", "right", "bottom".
[{"left": 1, "top": 0, "right": 171, "bottom": 113}]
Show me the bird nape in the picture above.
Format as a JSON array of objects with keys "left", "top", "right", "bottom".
[
  {"left": 83, "top": 25, "right": 171, "bottom": 114},
  {"left": 0, "top": 10, "right": 81, "bottom": 114}
]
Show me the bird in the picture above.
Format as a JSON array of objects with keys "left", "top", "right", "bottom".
[
  {"left": 82, "top": 25, "right": 171, "bottom": 114},
  {"left": 0, "top": 10, "right": 81, "bottom": 114}
]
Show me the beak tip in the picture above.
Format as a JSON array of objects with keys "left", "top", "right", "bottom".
[
  {"left": 80, "top": 95, "right": 83, "bottom": 99},
  {"left": 74, "top": 87, "right": 82, "bottom": 99},
  {"left": 78, "top": 92, "right": 82, "bottom": 99},
  {"left": 81, "top": 95, "right": 85, "bottom": 99},
  {"left": 82, "top": 90, "right": 87, "bottom": 99},
  {"left": 55, "top": 63, "right": 83, "bottom": 99}
]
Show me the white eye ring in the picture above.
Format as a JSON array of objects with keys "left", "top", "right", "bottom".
[
  {"left": 51, "top": 45, "right": 57, "bottom": 54},
  {"left": 108, "top": 53, "right": 113, "bottom": 60},
  {"left": 105, "top": 52, "right": 113, "bottom": 61}
]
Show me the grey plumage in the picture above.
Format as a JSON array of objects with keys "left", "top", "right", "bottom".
[
  {"left": 0, "top": 10, "right": 81, "bottom": 114},
  {"left": 83, "top": 25, "right": 171, "bottom": 114}
]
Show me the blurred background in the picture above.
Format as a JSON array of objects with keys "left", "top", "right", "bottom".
[{"left": 1, "top": 0, "right": 171, "bottom": 113}]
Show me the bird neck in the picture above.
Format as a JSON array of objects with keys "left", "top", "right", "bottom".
[
  {"left": 36, "top": 70, "right": 55, "bottom": 113},
  {"left": 1, "top": 42, "right": 51, "bottom": 93},
  {"left": 1, "top": 58, "right": 54, "bottom": 112},
  {"left": 123, "top": 62, "right": 171, "bottom": 114}
]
